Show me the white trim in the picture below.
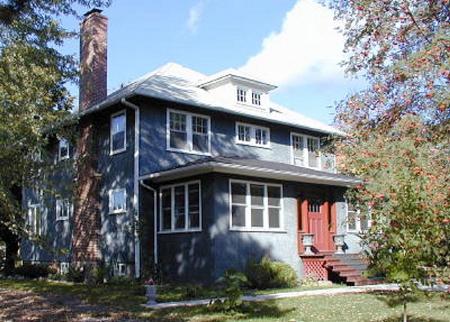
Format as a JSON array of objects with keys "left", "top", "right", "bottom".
[
  {"left": 139, "top": 181, "right": 158, "bottom": 265},
  {"left": 58, "top": 139, "right": 70, "bottom": 161},
  {"left": 235, "top": 122, "right": 271, "bottom": 148},
  {"left": 28, "top": 203, "right": 42, "bottom": 236},
  {"left": 229, "top": 179, "right": 284, "bottom": 232},
  {"left": 108, "top": 188, "right": 127, "bottom": 215},
  {"left": 158, "top": 180, "right": 202, "bottom": 234},
  {"left": 60, "top": 262, "right": 70, "bottom": 274},
  {"left": 55, "top": 198, "right": 71, "bottom": 221},
  {"left": 345, "top": 200, "right": 372, "bottom": 233},
  {"left": 110, "top": 109, "right": 127, "bottom": 155},
  {"left": 166, "top": 108, "right": 211, "bottom": 155}
]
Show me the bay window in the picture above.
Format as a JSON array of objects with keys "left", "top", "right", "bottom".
[
  {"left": 167, "top": 109, "right": 210, "bottom": 154},
  {"left": 230, "top": 180, "right": 283, "bottom": 231},
  {"left": 159, "top": 181, "right": 202, "bottom": 232}
]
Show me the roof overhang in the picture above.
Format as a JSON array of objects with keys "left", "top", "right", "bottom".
[{"left": 139, "top": 161, "right": 361, "bottom": 187}]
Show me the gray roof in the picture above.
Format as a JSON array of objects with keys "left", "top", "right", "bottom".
[{"left": 142, "top": 156, "right": 360, "bottom": 187}]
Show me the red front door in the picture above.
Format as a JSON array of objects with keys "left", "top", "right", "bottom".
[
  {"left": 307, "top": 199, "right": 329, "bottom": 252},
  {"left": 298, "top": 196, "right": 335, "bottom": 254}
]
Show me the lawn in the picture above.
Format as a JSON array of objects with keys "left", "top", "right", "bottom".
[{"left": 0, "top": 279, "right": 449, "bottom": 321}]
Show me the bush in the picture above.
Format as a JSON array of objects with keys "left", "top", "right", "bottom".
[
  {"left": 14, "top": 263, "right": 56, "bottom": 279},
  {"left": 209, "top": 269, "right": 247, "bottom": 312},
  {"left": 66, "top": 266, "right": 84, "bottom": 283},
  {"left": 245, "top": 256, "right": 298, "bottom": 289}
]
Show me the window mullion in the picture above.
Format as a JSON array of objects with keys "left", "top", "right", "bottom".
[
  {"left": 303, "top": 136, "right": 308, "bottom": 166},
  {"left": 245, "top": 183, "right": 251, "bottom": 229},
  {"left": 263, "top": 185, "right": 268, "bottom": 229},
  {"left": 185, "top": 184, "right": 189, "bottom": 230},
  {"left": 187, "top": 114, "right": 193, "bottom": 151}
]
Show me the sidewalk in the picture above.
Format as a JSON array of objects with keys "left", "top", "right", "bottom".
[{"left": 142, "top": 284, "right": 400, "bottom": 309}]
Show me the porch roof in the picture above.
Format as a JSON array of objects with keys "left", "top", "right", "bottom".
[{"left": 139, "top": 156, "right": 361, "bottom": 187}]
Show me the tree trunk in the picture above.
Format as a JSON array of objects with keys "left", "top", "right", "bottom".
[
  {"left": 403, "top": 300, "right": 407, "bottom": 322},
  {"left": 4, "top": 235, "right": 19, "bottom": 274}
]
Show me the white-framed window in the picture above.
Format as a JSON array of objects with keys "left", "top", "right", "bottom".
[
  {"left": 60, "top": 262, "right": 70, "bottom": 274},
  {"left": 237, "top": 88, "right": 247, "bottom": 103},
  {"left": 252, "top": 92, "right": 261, "bottom": 106},
  {"left": 110, "top": 110, "right": 126, "bottom": 155},
  {"left": 167, "top": 109, "right": 211, "bottom": 155},
  {"left": 159, "top": 181, "right": 201, "bottom": 233},
  {"left": 116, "top": 263, "right": 127, "bottom": 276},
  {"left": 58, "top": 139, "right": 69, "bottom": 161},
  {"left": 109, "top": 188, "right": 127, "bottom": 214},
  {"left": 346, "top": 201, "right": 371, "bottom": 233},
  {"left": 55, "top": 198, "right": 72, "bottom": 221},
  {"left": 28, "top": 204, "right": 42, "bottom": 236},
  {"left": 229, "top": 180, "right": 283, "bottom": 231},
  {"left": 236, "top": 122, "right": 270, "bottom": 148},
  {"left": 290, "top": 133, "right": 321, "bottom": 169}
]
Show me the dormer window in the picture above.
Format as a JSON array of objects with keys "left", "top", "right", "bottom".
[
  {"left": 252, "top": 92, "right": 261, "bottom": 106},
  {"left": 237, "top": 88, "right": 247, "bottom": 103}
]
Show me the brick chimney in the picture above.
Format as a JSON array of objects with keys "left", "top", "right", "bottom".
[{"left": 79, "top": 8, "right": 107, "bottom": 110}]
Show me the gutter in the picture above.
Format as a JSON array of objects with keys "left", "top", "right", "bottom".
[
  {"left": 120, "top": 98, "right": 141, "bottom": 278},
  {"left": 139, "top": 181, "right": 158, "bottom": 265}
]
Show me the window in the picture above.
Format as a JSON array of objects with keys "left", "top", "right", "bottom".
[
  {"left": 290, "top": 133, "right": 322, "bottom": 169},
  {"left": 167, "top": 109, "right": 210, "bottom": 154},
  {"left": 58, "top": 139, "right": 69, "bottom": 161},
  {"left": 28, "top": 205, "right": 42, "bottom": 236},
  {"left": 236, "top": 122, "right": 270, "bottom": 148},
  {"left": 237, "top": 88, "right": 247, "bottom": 103},
  {"left": 56, "top": 198, "right": 72, "bottom": 221},
  {"left": 60, "top": 262, "right": 70, "bottom": 274},
  {"left": 230, "top": 180, "right": 283, "bottom": 231},
  {"left": 346, "top": 202, "right": 371, "bottom": 232},
  {"left": 110, "top": 111, "right": 126, "bottom": 154},
  {"left": 109, "top": 189, "right": 127, "bottom": 214},
  {"left": 252, "top": 92, "right": 261, "bottom": 106},
  {"left": 159, "top": 181, "right": 201, "bottom": 232}
]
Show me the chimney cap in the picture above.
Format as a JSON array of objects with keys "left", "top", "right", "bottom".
[{"left": 83, "top": 8, "right": 103, "bottom": 17}]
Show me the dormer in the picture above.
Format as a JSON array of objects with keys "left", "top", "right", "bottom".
[{"left": 198, "top": 69, "right": 277, "bottom": 111}]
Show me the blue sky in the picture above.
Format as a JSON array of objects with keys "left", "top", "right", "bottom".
[{"left": 61, "top": 0, "right": 363, "bottom": 125}]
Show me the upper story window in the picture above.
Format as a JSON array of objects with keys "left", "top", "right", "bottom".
[
  {"left": 346, "top": 202, "right": 371, "bottom": 233},
  {"left": 236, "top": 122, "right": 270, "bottom": 148},
  {"left": 56, "top": 198, "right": 72, "bottom": 221},
  {"left": 291, "top": 133, "right": 321, "bottom": 169},
  {"left": 252, "top": 92, "right": 261, "bottom": 106},
  {"left": 167, "top": 109, "right": 210, "bottom": 155},
  {"left": 110, "top": 111, "right": 126, "bottom": 155},
  {"left": 58, "top": 139, "right": 69, "bottom": 161},
  {"left": 159, "top": 181, "right": 201, "bottom": 233},
  {"left": 237, "top": 88, "right": 247, "bottom": 103},
  {"left": 109, "top": 188, "right": 127, "bottom": 214},
  {"left": 230, "top": 180, "right": 283, "bottom": 231}
]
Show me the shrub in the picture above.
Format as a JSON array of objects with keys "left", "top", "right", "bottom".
[
  {"left": 66, "top": 266, "right": 84, "bottom": 283},
  {"left": 14, "top": 263, "right": 56, "bottom": 279},
  {"left": 245, "top": 256, "right": 298, "bottom": 289},
  {"left": 209, "top": 269, "right": 247, "bottom": 312}
]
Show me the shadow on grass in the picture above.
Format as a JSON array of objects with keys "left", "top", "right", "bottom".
[
  {"left": 375, "top": 316, "right": 449, "bottom": 322},
  {"left": 145, "top": 300, "right": 295, "bottom": 321}
]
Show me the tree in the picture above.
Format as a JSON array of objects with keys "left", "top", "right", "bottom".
[
  {"left": 327, "top": 1, "right": 449, "bottom": 321},
  {"left": 0, "top": 0, "right": 109, "bottom": 273}
]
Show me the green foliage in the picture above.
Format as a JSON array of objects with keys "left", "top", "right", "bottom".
[
  {"left": 66, "top": 266, "right": 84, "bottom": 283},
  {"left": 246, "top": 256, "right": 298, "bottom": 290},
  {"left": 13, "top": 262, "right": 56, "bottom": 279},
  {"left": 209, "top": 269, "right": 248, "bottom": 312}
]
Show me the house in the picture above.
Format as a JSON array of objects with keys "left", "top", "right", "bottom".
[{"left": 21, "top": 9, "right": 372, "bottom": 284}]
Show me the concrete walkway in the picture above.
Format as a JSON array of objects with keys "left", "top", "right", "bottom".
[{"left": 142, "top": 284, "right": 400, "bottom": 309}]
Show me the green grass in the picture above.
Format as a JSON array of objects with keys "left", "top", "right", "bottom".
[{"left": 1, "top": 279, "right": 449, "bottom": 321}]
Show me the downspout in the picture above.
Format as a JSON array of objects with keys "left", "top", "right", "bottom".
[
  {"left": 120, "top": 98, "right": 141, "bottom": 278},
  {"left": 139, "top": 181, "right": 158, "bottom": 265}
]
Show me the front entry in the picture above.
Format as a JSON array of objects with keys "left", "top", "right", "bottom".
[{"left": 298, "top": 195, "right": 336, "bottom": 253}]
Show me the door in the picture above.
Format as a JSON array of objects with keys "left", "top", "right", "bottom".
[
  {"left": 307, "top": 199, "right": 329, "bottom": 251},
  {"left": 298, "top": 196, "right": 334, "bottom": 253}
]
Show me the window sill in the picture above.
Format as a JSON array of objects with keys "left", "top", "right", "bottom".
[
  {"left": 235, "top": 141, "right": 271, "bottom": 150},
  {"left": 290, "top": 163, "right": 336, "bottom": 173},
  {"left": 110, "top": 148, "right": 127, "bottom": 156},
  {"left": 58, "top": 156, "right": 70, "bottom": 162},
  {"left": 55, "top": 217, "right": 69, "bottom": 221},
  {"left": 109, "top": 210, "right": 127, "bottom": 215},
  {"left": 229, "top": 228, "right": 287, "bottom": 233},
  {"left": 158, "top": 229, "right": 202, "bottom": 234},
  {"left": 166, "top": 147, "right": 212, "bottom": 157}
]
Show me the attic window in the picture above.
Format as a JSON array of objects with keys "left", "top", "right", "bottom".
[
  {"left": 252, "top": 92, "right": 261, "bottom": 106},
  {"left": 237, "top": 88, "right": 247, "bottom": 103}
]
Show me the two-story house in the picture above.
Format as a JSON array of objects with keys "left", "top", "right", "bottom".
[{"left": 21, "top": 9, "right": 372, "bottom": 285}]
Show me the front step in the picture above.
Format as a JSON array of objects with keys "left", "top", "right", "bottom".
[{"left": 324, "top": 254, "right": 381, "bottom": 286}]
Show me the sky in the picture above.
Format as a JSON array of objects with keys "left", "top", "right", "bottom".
[{"left": 61, "top": 0, "right": 363, "bottom": 125}]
